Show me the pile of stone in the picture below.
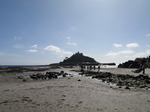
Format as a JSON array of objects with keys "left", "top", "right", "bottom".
[
  {"left": 80, "top": 71, "right": 150, "bottom": 90},
  {"left": 18, "top": 71, "right": 71, "bottom": 80},
  {"left": 30, "top": 72, "right": 58, "bottom": 80}
]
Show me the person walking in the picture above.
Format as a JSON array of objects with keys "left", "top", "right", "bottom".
[
  {"left": 142, "top": 63, "right": 145, "bottom": 74},
  {"left": 98, "top": 65, "right": 100, "bottom": 72}
]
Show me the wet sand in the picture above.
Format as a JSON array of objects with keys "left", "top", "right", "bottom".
[{"left": 0, "top": 67, "right": 150, "bottom": 112}]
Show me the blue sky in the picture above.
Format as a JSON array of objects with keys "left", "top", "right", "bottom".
[{"left": 0, "top": 0, "right": 150, "bottom": 65}]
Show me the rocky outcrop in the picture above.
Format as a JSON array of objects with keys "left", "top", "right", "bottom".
[
  {"left": 80, "top": 71, "right": 150, "bottom": 89},
  {"left": 18, "top": 71, "right": 71, "bottom": 80},
  {"left": 118, "top": 56, "right": 150, "bottom": 68},
  {"left": 118, "top": 60, "right": 140, "bottom": 68},
  {"left": 59, "top": 52, "right": 99, "bottom": 66}
]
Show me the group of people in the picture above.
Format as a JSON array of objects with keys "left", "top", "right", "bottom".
[{"left": 81, "top": 65, "right": 101, "bottom": 72}]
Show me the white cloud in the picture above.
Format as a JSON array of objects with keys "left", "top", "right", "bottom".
[
  {"left": 119, "top": 50, "right": 134, "bottom": 54},
  {"left": 67, "top": 42, "right": 77, "bottom": 46},
  {"left": 146, "top": 45, "right": 150, "bottom": 48},
  {"left": 31, "top": 44, "right": 38, "bottom": 48},
  {"left": 14, "top": 44, "right": 24, "bottom": 49},
  {"left": 106, "top": 52, "right": 119, "bottom": 57},
  {"left": 113, "top": 44, "right": 123, "bottom": 48},
  {"left": 145, "top": 34, "right": 150, "bottom": 37},
  {"left": 131, "top": 49, "right": 150, "bottom": 58},
  {"left": 0, "top": 52, "right": 21, "bottom": 57},
  {"left": 67, "top": 36, "right": 71, "bottom": 40},
  {"left": 26, "top": 49, "right": 38, "bottom": 53},
  {"left": 126, "top": 43, "right": 139, "bottom": 48},
  {"left": 146, "top": 49, "right": 150, "bottom": 54},
  {"left": 45, "top": 45, "right": 61, "bottom": 52},
  {"left": 105, "top": 49, "right": 150, "bottom": 65},
  {"left": 106, "top": 50, "right": 134, "bottom": 57},
  {"left": 44, "top": 45, "right": 73, "bottom": 55},
  {"left": 14, "top": 36, "right": 22, "bottom": 40}
]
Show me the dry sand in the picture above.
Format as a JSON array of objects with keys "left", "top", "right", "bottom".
[
  {"left": 100, "top": 68, "right": 150, "bottom": 77},
  {"left": 0, "top": 67, "right": 150, "bottom": 112}
]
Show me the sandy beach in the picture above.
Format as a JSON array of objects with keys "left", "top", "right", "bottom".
[{"left": 0, "top": 67, "right": 150, "bottom": 112}]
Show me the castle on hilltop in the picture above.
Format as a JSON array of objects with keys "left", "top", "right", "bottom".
[{"left": 59, "top": 52, "right": 99, "bottom": 66}]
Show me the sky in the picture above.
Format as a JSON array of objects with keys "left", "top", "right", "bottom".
[{"left": 0, "top": 0, "right": 150, "bottom": 65}]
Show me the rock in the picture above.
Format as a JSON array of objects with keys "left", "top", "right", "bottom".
[
  {"left": 45, "top": 72, "right": 58, "bottom": 79},
  {"left": 62, "top": 73, "right": 68, "bottom": 77},
  {"left": 78, "top": 101, "right": 82, "bottom": 104},
  {"left": 18, "top": 76, "right": 23, "bottom": 79},
  {"left": 78, "top": 79, "right": 81, "bottom": 81},
  {"left": 139, "top": 85, "right": 147, "bottom": 88},
  {"left": 23, "top": 79, "right": 26, "bottom": 82},
  {"left": 117, "top": 81, "right": 123, "bottom": 86},
  {"left": 119, "top": 86, "right": 122, "bottom": 88},
  {"left": 125, "top": 86, "right": 130, "bottom": 90},
  {"left": 80, "top": 70, "right": 150, "bottom": 90},
  {"left": 102, "top": 79, "right": 106, "bottom": 82},
  {"left": 60, "top": 71, "right": 64, "bottom": 74}
]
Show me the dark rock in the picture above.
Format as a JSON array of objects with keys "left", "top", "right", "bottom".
[
  {"left": 78, "top": 79, "right": 81, "bottom": 81},
  {"left": 119, "top": 86, "right": 122, "bottom": 88},
  {"left": 117, "top": 81, "right": 123, "bottom": 86},
  {"left": 78, "top": 101, "right": 82, "bottom": 104},
  {"left": 139, "top": 85, "right": 147, "bottom": 88},
  {"left": 45, "top": 72, "right": 58, "bottom": 79},
  {"left": 23, "top": 79, "right": 26, "bottom": 82},
  {"left": 60, "top": 71, "right": 64, "bottom": 74},
  {"left": 125, "top": 86, "right": 130, "bottom": 90},
  {"left": 29, "top": 72, "right": 60, "bottom": 80},
  {"left": 62, "top": 74, "right": 66, "bottom": 77},
  {"left": 80, "top": 70, "right": 150, "bottom": 90},
  {"left": 62, "top": 73, "right": 68, "bottom": 77},
  {"left": 102, "top": 79, "right": 106, "bottom": 82},
  {"left": 118, "top": 56, "right": 150, "bottom": 68}
]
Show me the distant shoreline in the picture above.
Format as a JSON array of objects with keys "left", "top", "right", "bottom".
[{"left": 0, "top": 65, "right": 49, "bottom": 67}]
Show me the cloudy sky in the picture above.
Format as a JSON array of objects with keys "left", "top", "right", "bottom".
[{"left": 0, "top": 0, "right": 150, "bottom": 65}]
